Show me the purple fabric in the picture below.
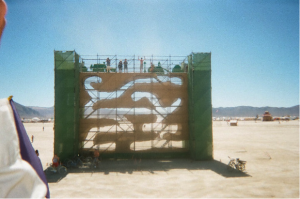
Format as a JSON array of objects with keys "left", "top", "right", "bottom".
[{"left": 10, "top": 100, "right": 50, "bottom": 198}]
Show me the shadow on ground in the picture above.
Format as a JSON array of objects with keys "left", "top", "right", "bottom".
[
  {"left": 45, "top": 158, "right": 251, "bottom": 183},
  {"left": 44, "top": 169, "right": 68, "bottom": 183}
]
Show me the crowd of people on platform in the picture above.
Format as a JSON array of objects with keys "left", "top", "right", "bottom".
[{"left": 106, "top": 57, "right": 154, "bottom": 73}]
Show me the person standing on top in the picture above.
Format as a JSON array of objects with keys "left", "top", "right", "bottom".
[
  {"left": 150, "top": 62, "right": 155, "bottom": 72},
  {"left": 106, "top": 57, "right": 111, "bottom": 73},
  {"left": 124, "top": 59, "right": 128, "bottom": 73},
  {"left": 118, "top": 60, "right": 123, "bottom": 73},
  {"left": 138, "top": 56, "right": 145, "bottom": 73}
]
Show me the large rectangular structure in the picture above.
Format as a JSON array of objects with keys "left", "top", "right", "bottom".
[{"left": 54, "top": 51, "right": 212, "bottom": 160}]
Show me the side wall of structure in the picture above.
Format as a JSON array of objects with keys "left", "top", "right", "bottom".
[
  {"left": 188, "top": 53, "right": 213, "bottom": 160},
  {"left": 54, "top": 51, "right": 80, "bottom": 160}
]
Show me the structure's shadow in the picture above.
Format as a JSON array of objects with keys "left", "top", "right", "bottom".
[
  {"left": 65, "top": 159, "right": 251, "bottom": 178},
  {"left": 44, "top": 168, "right": 68, "bottom": 183}
]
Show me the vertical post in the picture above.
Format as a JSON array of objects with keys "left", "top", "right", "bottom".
[
  {"left": 167, "top": 58, "right": 169, "bottom": 74},
  {"left": 169, "top": 55, "right": 171, "bottom": 73},
  {"left": 115, "top": 55, "right": 117, "bottom": 73},
  {"left": 144, "top": 55, "right": 147, "bottom": 73},
  {"left": 133, "top": 54, "right": 135, "bottom": 73},
  {"left": 98, "top": 78, "right": 100, "bottom": 150},
  {"left": 116, "top": 74, "right": 118, "bottom": 150},
  {"left": 151, "top": 76, "right": 153, "bottom": 149},
  {"left": 133, "top": 75, "right": 136, "bottom": 151},
  {"left": 97, "top": 76, "right": 100, "bottom": 149}
]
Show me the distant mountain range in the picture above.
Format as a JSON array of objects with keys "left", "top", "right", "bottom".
[
  {"left": 212, "top": 105, "right": 299, "bottom": 117},
  {"left": 14, "top": 102, "right": 299, "bottom": 119},
  {"left": 14, "top": 102, "right": 54, "bottom": 119}
]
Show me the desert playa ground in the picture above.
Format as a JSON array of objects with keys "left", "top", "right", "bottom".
[{"left": 25, "top": 120, "right": 299, "bottom": 198}]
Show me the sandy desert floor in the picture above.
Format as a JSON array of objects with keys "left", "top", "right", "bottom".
[{"left": 25, "top": 120, "right": 299, "bottom": 198}]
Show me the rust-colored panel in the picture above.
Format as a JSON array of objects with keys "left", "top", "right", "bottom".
[
  {"left": 79, "top": 73, "right": 189, "bottom": 153},
  {"left": 79, "top": 118, "right": 119, "bottom": 141}
]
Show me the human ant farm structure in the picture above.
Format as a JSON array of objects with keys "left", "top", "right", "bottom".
[{"left": 54, "top": 51, "right": 212, "bottom": 161}]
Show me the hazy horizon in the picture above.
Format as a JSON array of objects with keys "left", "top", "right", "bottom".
[{"left": 17, "top": 100, "right": 299, "bottom": 109}]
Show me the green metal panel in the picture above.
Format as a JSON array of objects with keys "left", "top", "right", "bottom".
[
  {"left": 172, "top": 65, "right": 184, "bottom": 73},
  {"left": 91, "top": 63, "right": 106, "bottom": 72},
  {"left": 54, "top": 51, "right": 80, "bottom": 161},
  {"left": 188, "top": 53, "right": 213, "bottom": 160},
  {"left": 147, "top": 66, "right": 164, "bottom": 73},
  {"left": 54, "top": 51, "right": 75, "bottom": 70}
]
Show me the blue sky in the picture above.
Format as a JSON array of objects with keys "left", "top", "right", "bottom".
[{"left": 0, "top": 0, "right": 299, "bottom": 108}]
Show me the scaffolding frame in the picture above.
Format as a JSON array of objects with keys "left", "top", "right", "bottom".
[
  {"left": 81, "top": 54, "right": 188, "bottom": 74},
  {"left": 78, "top": 54, "right": 189, "bottom": 155}
]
